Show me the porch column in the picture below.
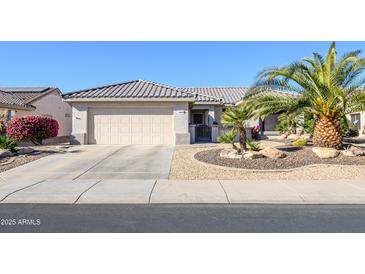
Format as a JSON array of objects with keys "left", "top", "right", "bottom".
[
  {"left": 211, "top": 124, "right": 219, "bottom": 142},
  {"left": 189, "top": 124, "right": 196, "bottom": 143},
  {"left": 207, "top": 106, "right": 215, "bottom": 125}
]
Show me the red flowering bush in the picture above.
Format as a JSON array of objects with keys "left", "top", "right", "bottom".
[{"left": 6, "top": 116, "right": 59, "bottom": 145}]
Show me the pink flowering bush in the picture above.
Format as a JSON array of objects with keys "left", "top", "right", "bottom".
[
  {"left": 251, "top": 125, "right": 261, "bottom": 140},
  {"left": 7, "top": 116, "right": 59, "bottom": 145}
]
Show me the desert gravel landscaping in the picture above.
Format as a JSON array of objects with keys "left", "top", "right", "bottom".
[
  {"left": 169, "top": 141, "right": 365, "bottom": 180},
  {"left": 0, "top": 145, "right": 67, "bottom": 173},
  {"left": 195, "top": 146, "right": 365, "bottom": 170}
]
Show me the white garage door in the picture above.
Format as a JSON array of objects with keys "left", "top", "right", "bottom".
[{"left": 88, "top": 108, "right": 173, "bottom": 145}]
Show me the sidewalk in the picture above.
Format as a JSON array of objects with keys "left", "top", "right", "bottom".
[{"left": 1, "top": 179, "right": 365, "bottom": 204}]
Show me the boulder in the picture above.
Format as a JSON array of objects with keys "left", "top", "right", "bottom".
[
  {"left": 342, "top": 150, "right": 356, "bottom": 157},
  {"left": 220, "top": 149, "right": 231, "bottom": 158},
  {"left": 227, "top": 150, "right": 238, "bottom": 158},
  {"left": 278, "top": 133, "right": 288, "bottom": 140},
  {"left": 0, "top": 149, "right": 13, "bottom": 158},
  {"left": 243, "top": 151, "right": 264, "bottom": 160},
  {"left": 312, "top": 147, "right": 340, "bottom": 159},
  {"left": 286, "top": 134, "right": 300, "bottom": 141},
  {"left": 260, "top": 147, "right": 286, "bottom": 159},
  {"left": 349, "top": 146, "right": 365, "bottom": 156},
  {"left": 300, "top": 133, "right": 311, "bottom": 140},
  {"left": 220, "top": 149, "right": 240, "bottom": 159},
  {"left": 16, "top": 147, "right": 34, "bottom": 154}
]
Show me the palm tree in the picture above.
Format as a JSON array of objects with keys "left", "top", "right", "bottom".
[
  {"left": 220, "top": 102, "right": 254, "bottom": 154},
  {"left": 249, "top": 42, "right": 365, "bottom": 149}
]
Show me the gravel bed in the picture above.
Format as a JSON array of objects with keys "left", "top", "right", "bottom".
[
  {"left": 169, "top": 143, "right": 365, "bottom": 180},
  {"left": 0, "top": 146, "right": 63, "bottom": 173},
  {"left": 194, "top": 147, "right": 365, "bottom": 170}
]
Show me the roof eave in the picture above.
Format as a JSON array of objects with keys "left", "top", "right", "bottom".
[
  {"left": 193, "top": 101, "right": 222, "bottom": 105},
  {"left": 63, "top": 97, "right": 195, "bottom": 103},
  {"left": 0, "top": 103, "right": 35, "bottom": 111}
]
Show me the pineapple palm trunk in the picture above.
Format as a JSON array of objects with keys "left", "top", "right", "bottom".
[
  {"left": 238, "top": 125, "right": 247, "bottom": 155},
  {"left": 312, "top": 116, "right": 342, "bottom": 149}
]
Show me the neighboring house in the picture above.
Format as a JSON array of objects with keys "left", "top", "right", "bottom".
[
  {"left": 0, "top": 90, "right": 35, "bottom": 119},
  {"left": 347, "top": 112, "right": 365, "bottom": 136},
  {"left": 0, "top": 87, "right": 72, "bottom": 139},
  {"left": 64, "top": 79, "right": 279, "bottom": 145}
]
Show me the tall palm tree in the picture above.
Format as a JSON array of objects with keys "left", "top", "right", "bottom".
[
  {"left": 249, "top": 42, "right": 365, "bottom": 149},
  {"left": 221, "top": 102, "right": 254, "bottom": 154}
]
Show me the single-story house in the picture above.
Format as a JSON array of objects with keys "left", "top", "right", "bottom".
[
  {"left": 64, "top": 79, "right": 280, "bottom": 145},
  {"left": 0, "top": 87, "right": 72, "bottom": 140},
  {"left": 0, "top": 90, "right": 36, "bottom": 118}
]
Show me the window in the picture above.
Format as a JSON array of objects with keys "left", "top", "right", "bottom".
[
  {"left": 192, "top": 113, "right": 204, "bottom": 124},
  {"left": 350, "top": 113, "right": 361, "bottom": 130}
]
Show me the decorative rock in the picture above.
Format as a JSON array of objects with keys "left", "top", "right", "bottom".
[
  {"left": 227, "top": 150, "right": 238, "bottom": 158},
  {"left": 220, "top": 149, "right": 241, "bottom": 159},
  {"left": 300, "top": 133, "right": 311, "bottom": 140},
  {"left": 0, "top": 149, "right": 13, "bottom": 158},
  {"left": 312, "top": 147, "right": 340, "bottom": 159},
  {"left": 341, "top": 150, "right": 356, "bottom": 157},
  {"left": 260, "top": 147, "right": 286, "bottom": 159},
  {"left": 219, "top": 149, "right": 231, "bottom": 158},
  {"left": 286, "top": 134, "right": 300, "bottom": 141},
  {"left": 16, "top": 147, "right": 34, "bottom": 154},
  {"left": 243, "top": 151, "right": 264, "bottom": 160},
  {"left": 349, "top": 146, "right": 365, "bottom": 156},
  {"left": 278, "top": 133, "right": 288, "bottom": 140}
]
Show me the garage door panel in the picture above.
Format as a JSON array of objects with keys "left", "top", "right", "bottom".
[{"left": 89, "top": 108, "right": 173, "bottom": 145}]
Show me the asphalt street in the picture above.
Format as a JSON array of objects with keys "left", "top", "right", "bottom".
[{"left": 1, "top": 204, "right": 365, "bottom": 232}]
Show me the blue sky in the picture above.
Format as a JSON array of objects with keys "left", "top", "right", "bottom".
[{"left": 0, "top": 41, "right": 364, "bottom": 93}]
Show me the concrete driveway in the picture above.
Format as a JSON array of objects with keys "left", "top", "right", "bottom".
[{"left": 0, "top": 145, "right": 174, "bottom": 182}]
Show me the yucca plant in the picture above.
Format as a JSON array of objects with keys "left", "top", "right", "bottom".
[
  {"left": 249, "top": 42, "right": 365, "bottom": 149},
  {"left": 217, "top": 128, "right": 239, "bottom": 152},
  {"left": 220, "top": 102, "right": 254, "bottom": 154}
]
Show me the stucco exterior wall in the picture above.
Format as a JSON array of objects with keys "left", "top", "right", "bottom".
[
  {"left": 69, "top": 101, "right": 190, "bottom": 145},
  {"left": 15, "top": 91, "right": 72, "bottom": 137},
  {"left": 347, "top": 111, "right": 365, "bottom": 136}
]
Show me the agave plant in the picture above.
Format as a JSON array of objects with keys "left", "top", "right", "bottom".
[
  {"left": 220, "top": 102, "right": 254, "bottom": 154},
  {"left": 249, "top": 42, "right": 365, "bottom": 149}
]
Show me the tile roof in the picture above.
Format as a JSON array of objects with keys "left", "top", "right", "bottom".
[
  {"left": 0, "top": 87, "right": 57, "bottom": 103},
  {"left": 180, "top": 87, "right": 251, "bottom": 105},
  {"left": 0, "top": 90, "right": 35, "bottom": 110},
  {"left": 63, "top": 79, "right": 293, "bottom": 105},
  {"left": 63, "top": 79, "right": 195, "bottom": 100}
]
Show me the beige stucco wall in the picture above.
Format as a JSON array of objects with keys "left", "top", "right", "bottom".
[
  {"left": 15, "top": 91, "right": 72, "bottom": 137},
  {"left": 69, "top": 101, "right": 190, "bottom": 145},
  {"left": 0, "top": 108, "right": 8, "bottom": 116}
]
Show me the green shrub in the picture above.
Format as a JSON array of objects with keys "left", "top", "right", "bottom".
[
  {"left": 218, "top": 128, "right": 239, "bottom": 152},
  {"left": 275, "top": 121, "right": 288, "bottom": 134},
  {"left": 0, "top": 136, "right": 17, "bottom": 152},
  {"left": 292, "top": 138, "right": 307, "bottom": 147},
  {"left": 246, "top": 139, "right": 261, "bottom": 151},
  {"left": 304, "top": 116, "right": 315, "bottom": 135}
]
